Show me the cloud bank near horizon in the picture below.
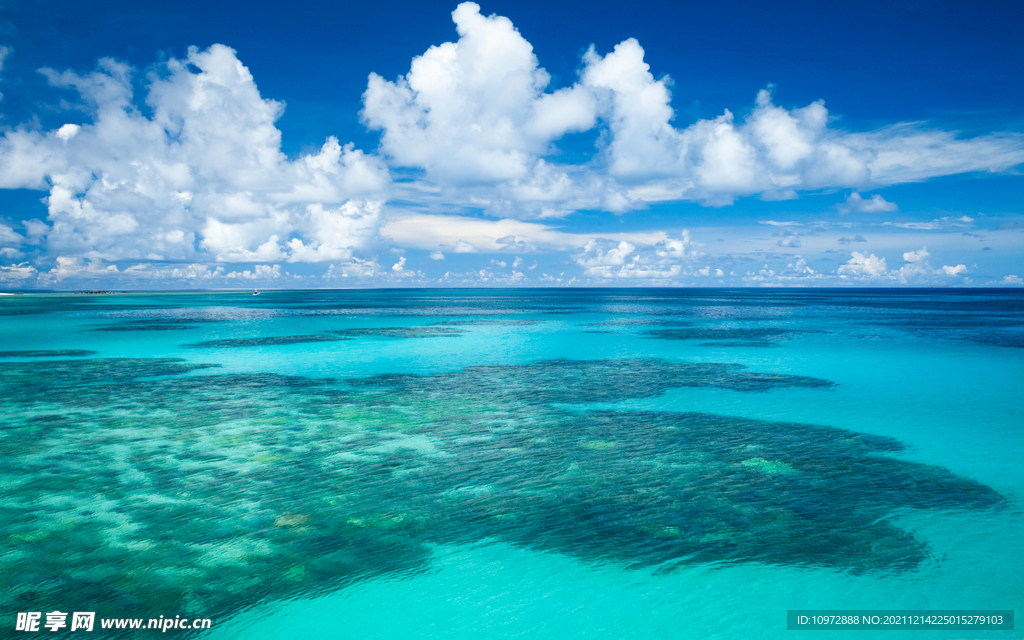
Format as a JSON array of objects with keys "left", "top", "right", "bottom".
[{"left": 0, "top": 2, "right": 1022, "bottom": 288}]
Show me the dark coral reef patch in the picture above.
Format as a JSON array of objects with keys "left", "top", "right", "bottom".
[{"left": 0, "top": 357, "right": 1003, "bottom": 623}]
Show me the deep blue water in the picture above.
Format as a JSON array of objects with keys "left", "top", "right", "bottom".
[{"left": 1, "top": 289, "right": 1021, "bottom": 638}]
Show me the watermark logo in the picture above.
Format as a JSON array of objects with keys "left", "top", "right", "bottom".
[
  {"left": 15, "top": 610, "right": 209, "bottom": 632},
  {"left": 71, "top": 613, "right": 95, "bottom": 632},
  {"left": 44, "top": 612, "right": 67, "bottom": 632},
  {"left": 15, "top": 612, "right": 40, "bottom": 632}
]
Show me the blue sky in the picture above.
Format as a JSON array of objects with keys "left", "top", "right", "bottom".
[{"left": 0, "top": 0, "right": 1022, "bottom": 288}]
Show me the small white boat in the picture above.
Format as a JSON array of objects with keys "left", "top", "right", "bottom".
[{"left": 253, "top": 289, "right": 260, "bottom": 296}]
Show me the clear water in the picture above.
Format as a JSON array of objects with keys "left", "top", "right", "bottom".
[{"left": 1, "top": 289, "right": 1021, "bottom": 639}]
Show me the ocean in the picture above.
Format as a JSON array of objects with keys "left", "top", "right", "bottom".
[{"left": 1, "top": 288, "right": 1021, "bottom": 638}]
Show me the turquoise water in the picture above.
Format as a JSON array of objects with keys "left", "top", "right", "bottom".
[{"left": 1, "top": 289, "right": 1021, "bottom": 638}]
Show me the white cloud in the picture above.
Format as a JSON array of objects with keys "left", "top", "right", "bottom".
[
  {"left": 774, "top": 229, "right": 801, "bottom": 248},
  {"left": 574, "top": 239, "right": 635, "bottom": 267},
  {"left": 1000, "top": 274, "right": 1023, "bottom": 285},
  {"left": 381, "top": 212, "right": 669, "bottom": 253},
  {"left": 903, "top": 247, "right": 930, "bottom": 263},
  {"left": 744, "top": 256, "right": 823, "bottom": 284},
  {"left": 224, "top": 264, "right": 283, "bottom": 280},
  {"left": 55, "top": 124, "right": 80, "bottom": 141},
  {"left": 363, "top": 2, "right": 595, "bottom": 185},
  {"left": 0, "top": 222, "right": 24, "bottom": 246},
  {"left": 324, "top": 257, "right": 381, "bottom": 279},
  {"left": 0, "top": 262, "right": 37, "bottom": 282},
  {"left": 0, "top": 44, "right": 389, "bottom": 270},
  {"left": 884, "top": 247, "right": 969, "bottom": 283},
  {"left": 839, "top": 192, "right": 898, "bottom": 214},
  {"left": 284, "top": 201, "right": 383, "bottom": 263},
  {"left": 572, "top": 231, "right": 699, "bottom": 279},
  {"left": 36, "top": 256, "right": 120, "bottom": 284},
  {"left": 838, "top": 252, "right": 888, "bottom": 277},
  {"left": 392, "top": 256, "right": 407, "bottom": 272},
  {"left": 362, "top": 5, "right": 1024, "bottom": 215},
  {"left": 2, "top": 4, "right": 1023, "bottom": 289}
]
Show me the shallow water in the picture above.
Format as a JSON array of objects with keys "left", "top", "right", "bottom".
[{"left": 1, "top": 289, "right": 1021, "bottom": 638}]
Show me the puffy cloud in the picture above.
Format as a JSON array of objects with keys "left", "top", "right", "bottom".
[
  {"left": 0, "top": 222, "right": 24, "bottom": 245},
  {"left": 838, "top": 192, "right": 898, "bottom": 214},
  {"left": 284, "top": 201, "right": 383, "bottom": 264},
  {"left": 428, "top": 251, "right": 445, "bottom": 260},
  {"left": 572, "top": 231, "right": 699, "bottom": 279},
  {"left": 363, "top": 2, "right": 595, "bottom": 185},
  {"left": 0, "top": 262, "right": 37, "bottom": 282},
  {"left": 324, "top": 257, "right": 381, "bottom": 279},
  {"left": 903, "top": 247, "right": 930, "bottom": 263},
  {"left": 361, "top": 2, "right": 599, "bottom": 219},
  {"left": 574, "top": 239, "right": 635, "bottom": 267},
  {"left": 0, "top": 44, "right": 389, "bottom": 270},
  {"left": 838, "top": 252, "right": 888, "bottom": 277},
  {"left": 833, "top": 246, "right": 966, "bottom": 284},
  {"left": 744, "top": 256, "right": 823, "bottom": 284},
  {"left": 224, "top": 264, "right": 283, "bottom": 280},
  {"left": 1000, "top": 274, "right": 1023, "bottom": 285},
  {"left": 361, "top": 4, "right": 1024, "bottom": 215},
  {"left": 36, "top": 256, "right": 120, "bottom": 284},
  {"left": 55, "top": 124, "right": 80, "bottom": 141}
]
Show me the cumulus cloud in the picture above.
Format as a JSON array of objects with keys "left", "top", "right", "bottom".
[
  {"left": 891, "top": 247, "right": 969, "bottom": 283},
  {"left": 362, "top": 4, "right": 1024, "bottom": 215},
  {"left": 0, "top": 262, "right": 37, "bottom": 282},
  {"left": 55, "top": 123, "right": 80, "bottom": 141},
  {"left": 1000, "top": 274, "right": 1023, "bottom": 285},
  {"left": 572, "top": 230, "right": 699, "bottom": 279},
  {"left": 2, "top": 3, "right": 1022, "bottom": 289},
  {"left": 838, "top": 252, "right": 888, "bottom": 277},
  {"left": 363, "top": 2, "right": 594, "bottom": 184},
  {"left": 838, "top": 192, "right": 898, "bottom": 214},
  {"left": 0, "top": 44, "right": 389, "bottom": 272},
  {"left": 903, "top": 247, "right": 930, "bottom": 263},
  {"left": 834, "top": 246, "right": 969, "bottom": 283}
]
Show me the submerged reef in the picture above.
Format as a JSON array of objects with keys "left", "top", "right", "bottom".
[
  {"left": 330, "top": 326, "right": 466, "bottom": 338},
  {"left": 184, "top": 335, "right": 348, "bottom": 348},
  {"left": 0, "top": 357, "right": 1004, "bottom": 623},
  {"left": 0, "top": 350, "right": 98, "bottom": 358},
  {"left": 642, "top": 327, "right": 821, "bottom": 347}
]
